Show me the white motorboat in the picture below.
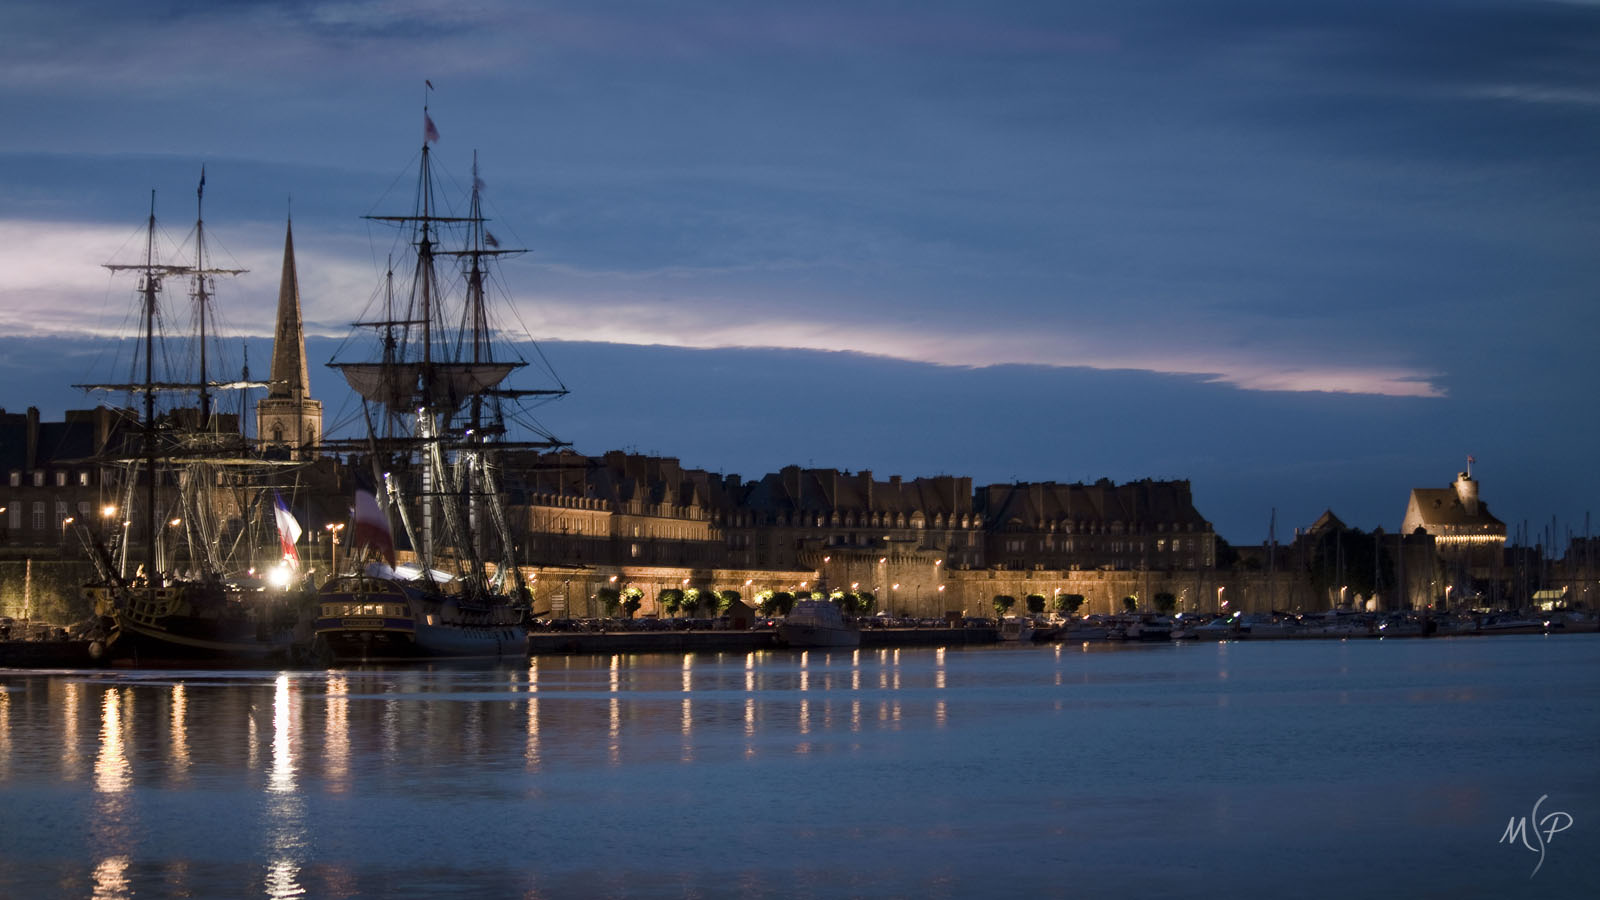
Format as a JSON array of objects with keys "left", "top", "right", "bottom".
[{"left": 776, "top": 600, "right": 861, "bottom": 648}]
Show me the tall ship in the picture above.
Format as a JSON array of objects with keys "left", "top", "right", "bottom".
[
  {"left": 75, "top": 175, "right": 316, "bottom": 664},
  {"left": 313, "top": 104, "right": 569, "bottom": 662}
]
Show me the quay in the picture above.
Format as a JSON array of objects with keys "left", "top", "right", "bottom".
[{"left": 524, "top": 625, "right": 1002, "bottom": 655}]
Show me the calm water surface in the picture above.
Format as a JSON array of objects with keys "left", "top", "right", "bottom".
[{"left": 1, "top": 636, "right": 1597, "bottom": 898}]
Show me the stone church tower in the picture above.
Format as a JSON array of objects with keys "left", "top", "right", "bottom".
[{"left": 256, "top": 218, "right": 322, "bottom": 457}]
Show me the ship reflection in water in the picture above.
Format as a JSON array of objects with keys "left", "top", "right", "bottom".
[{"left": 1, "top": 638, "right": 1598, "bottom": 898}]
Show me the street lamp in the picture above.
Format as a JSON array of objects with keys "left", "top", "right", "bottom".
[
  {"left": 60, "top": 516, "right": 75, "bottom": 548},
  {"left": 326, "top": 522, "right": 345, "bottom": 574},
  {"left": 1217, "top": 585, "right": 1226, "bottom": 611}
]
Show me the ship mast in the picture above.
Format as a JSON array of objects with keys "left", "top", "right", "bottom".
[
  {"left": 328, "top": 98, "right": 571, "bottom": 593},
  {"left": 95, "top": 193, "right": 185, "bottom": 584}
]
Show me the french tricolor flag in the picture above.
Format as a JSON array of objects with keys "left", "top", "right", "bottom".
[
  {"left": 353, "top": 489, "right": 396, "bottom": 567},
  {"left": 273, "top": 492, "right": 302, "bottom": 569}
]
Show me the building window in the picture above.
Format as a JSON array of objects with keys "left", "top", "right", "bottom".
[
  {"left": 32, "top": 502, "right": 45, "bottom": 530},
  {"left": 79, "top": 471, "right": 91, "bottom": 486},
  {"left": 55, "top": 472, "right": 67, "bottom": 487},
  {"left": 631, "top": 543, "right": 641, "bottom": 559},
  {"left": 6, "top": 505, "right": 18, "bottom": 530},
  {"left": 7, "top": 470, "right": 17, "bottom": 487},
  {"left": 32, "top": 471, "right": 44, "bottom": 487},
  {"left": 56, "top": 501, "right": 69, "bottom": 526}
]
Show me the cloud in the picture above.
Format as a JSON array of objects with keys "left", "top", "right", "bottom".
[{"left": 0, "top": 212, "right": 1445, "bottom": 397}]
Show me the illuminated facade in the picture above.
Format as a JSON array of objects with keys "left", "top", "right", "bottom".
[{"left": 1400, "top": 470, "right": 1507, "bottom": 573}]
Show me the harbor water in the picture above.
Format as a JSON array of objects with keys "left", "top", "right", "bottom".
[{"left": 1, "top": 636, "right": 1596, "bottom": 898}]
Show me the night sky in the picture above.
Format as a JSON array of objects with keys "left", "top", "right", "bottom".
[{"left": 2, "top": 0, "right": 1597, "bottom": 544}]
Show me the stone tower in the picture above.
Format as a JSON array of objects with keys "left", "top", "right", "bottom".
[{"left": 256, "top": 218, "right": 323, "bottom": 457}]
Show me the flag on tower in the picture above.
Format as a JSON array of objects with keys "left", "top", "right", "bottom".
[
  {"left": 424, "top": 112, "right": 440, "bottom": 144},
  {"left": 273, "top": 491, "right": 302, "bottom": 568}
]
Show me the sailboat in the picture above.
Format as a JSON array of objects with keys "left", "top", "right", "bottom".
[
  {"left": 312, "top": 105, "right": 569, "bottom": 662},
  {"left": 76, "top": 175, "right": 310, "bottom": 664}
]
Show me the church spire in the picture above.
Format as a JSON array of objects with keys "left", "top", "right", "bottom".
[
  {"left": 257, "top": 216, "right": 323, "bottom": 456},
  {"left": 268, "top": 218, "right": 310, "bottom": 400}
]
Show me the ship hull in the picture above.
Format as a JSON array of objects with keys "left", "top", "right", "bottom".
[
  {"left": 315, "top": 575, "right": 527, "bottom": 663},
  {"left": 90, "top": 584, "right": 304, "bottom": 666}
]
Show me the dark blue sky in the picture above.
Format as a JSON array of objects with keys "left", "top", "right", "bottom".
[{"left": 1, "top": 1, "right": 1596, "bottom": 543}]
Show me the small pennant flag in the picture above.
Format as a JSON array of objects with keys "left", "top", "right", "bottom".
[
  {"left": 484, "top": 230, "right": 499, "bottom": 248},
  {"left": 424, "top": 112, "right": 440, "bottom": 144}
]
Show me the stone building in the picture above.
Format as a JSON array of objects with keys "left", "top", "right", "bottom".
[
  {"left": 718, "top": 466, "right": 981, "bottom": 616},
  {"left": 1400, "top": 469, "right": 1506, "bottom": 600},
  {"left": 501, "top": 450, "right": 811, "bottom": 618},
  {"left": 974, "top": 478, "right": 1216, "bottom": 573},
  {"left": 0, "top": 406, "right": 136, "bottom": 550}
]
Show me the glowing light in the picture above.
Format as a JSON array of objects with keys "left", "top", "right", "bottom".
[{"left": 267, "top": 565, "right": 293, "bottom": 589}]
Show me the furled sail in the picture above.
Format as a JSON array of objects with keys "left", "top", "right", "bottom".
[{"left": 334, "top": 361, "right": 520, "bottom": 411}]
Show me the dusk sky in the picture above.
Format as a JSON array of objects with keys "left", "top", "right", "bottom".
[{"left": 2, "top": 0, "right": 1597, "bottom": 544}]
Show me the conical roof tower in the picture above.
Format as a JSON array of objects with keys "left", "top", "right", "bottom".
[{"left": 256, "top": 217, "right": 322, "bottom": 457}]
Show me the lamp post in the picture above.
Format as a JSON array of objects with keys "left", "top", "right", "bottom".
[
  {"left": 326, "top": 522, "right": 345, "bottom": 575},
  {"left": 60, "top": 516, "right": 75, "bottom": 551}
]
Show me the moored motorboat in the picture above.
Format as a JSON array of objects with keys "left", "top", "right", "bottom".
[
  {"left": 776, "top": 599, "right": 860, "bottom": 648},
  {"left": 998, "top": 616, "right": 1036, "bottom": 642}
]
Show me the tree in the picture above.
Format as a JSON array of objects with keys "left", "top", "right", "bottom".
[
  {"left": 660, "top": 588, "right": 684, "bottom": 617},
  {"left": 682, "top": 588, "right": 703, "bottom": 618},
  {"left": 1055, "top": 593, "right": 1086, "bottom": 617},
  {"left": 992, "top": 594, "right": 1016, "bottom": 618},
  {"left": 1214, "top": 537, "right": 1240, "bottom": 571},
  {"left": 620, "top": 587, "right": 643, "bottom": 619},
  {"left": 717, "top": 590, "right": 741, "bottom": 614},
  {"left": 1025, "top": 593, "right": 1046, "bottom": 615},
  {"left": 856, "top": 591, "right": 877, "bottom": 616},
  {"left": 1153, "top": 591, "right": 1177, "bottom": 615},
  {"left": 754, "top": 590, "right": 777, "bottom": 616},
  {"left": 596, "top": 586, "right": 621, "bottom": 617},
  {"left": 1122, "top": 595, "right": 1138, "bottom": 614},
  {"left": 771, "top": 591, "right": 796, "bottom": 616},
  {"left": 1306, "top": 525, "right": 1391, "bottom": 606}
]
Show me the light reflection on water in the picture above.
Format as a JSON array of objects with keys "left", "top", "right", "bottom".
[{"left": 0, "top": 638, "right": 1594, "bottom": 898}]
